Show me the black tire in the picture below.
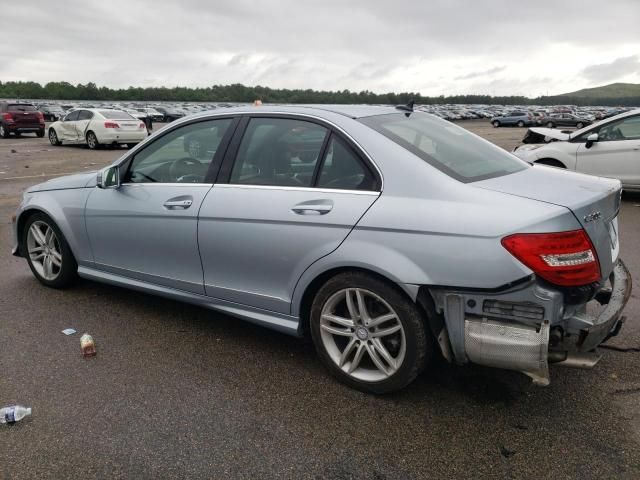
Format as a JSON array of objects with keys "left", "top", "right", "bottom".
[
  {"left": 535, "top": 159, "right": 566, "bottom": 169},
  {"left": 310, "top": 271, "right": 432, "bottom": 394},
  {"left": 492, "top": 120, "right": 500, "bottom": 128},
  {"left": 576, "top": 122, "right": 584, "bottom": 129},
  {"left": 546, "top": 122, "right": 555, "bottom": 128},
  {"left": 22, "top": 212, "right": 78, "bottom": 289},
  {"left": 517, "top": 120, "right": 525, "bottom": 127},
  {"left": 48, "top": 128, "right": 61, "bottom": 146},
  {"left": 0, "top": 123, "right": 9, "bottom": 138},
  {"left": 37, "top": 129, "right": 45, "bottom": 138},
  {"left": 86, "top": 131, "right": 100, "bottom": 150}
]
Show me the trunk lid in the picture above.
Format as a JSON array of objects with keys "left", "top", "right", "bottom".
[{"left": 475, "top": 165, "right": 622, "bottom": 279}]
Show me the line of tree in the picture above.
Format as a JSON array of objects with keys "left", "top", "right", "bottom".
[{"left": 0, "top": 81, "right": 638, "bottom": 106}]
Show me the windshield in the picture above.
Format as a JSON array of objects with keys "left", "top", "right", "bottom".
[
  {"left": 359, "top": 112, "right": 528, "bottom": 182},
  {"left": 100, "top": 110, "right": 135, "bottom": 120}
]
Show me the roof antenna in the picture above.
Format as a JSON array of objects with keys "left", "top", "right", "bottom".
[{"left": 395, "top": 99, "right": 414, "bottom": 116}]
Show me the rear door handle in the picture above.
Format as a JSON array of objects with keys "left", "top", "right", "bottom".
[
  {"left": 163, "top": 197, "right": 193, "bottom": 209},
  {"left": 291, "top": 200, "right": 333, "bottom": 215}
]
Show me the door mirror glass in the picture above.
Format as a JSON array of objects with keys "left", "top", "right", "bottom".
[{"left": 97, "top": 166, "right": 120, "bottom": 189}]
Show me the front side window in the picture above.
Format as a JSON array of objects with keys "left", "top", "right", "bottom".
[
  {"left": 229, "top": 118, "right": 328, "bottom": 187},
  {"left": 597, "top": 115, "right": 640, "bottom": 142},
  {"left": 359, "top": 112, "right": 527, "bottom": 183},
  {"left": 64, "top": 111, "right": 80, "bottom": 122},
  {"left": 125, "top": 118, "right": 232, "bottom": 184},
  {"left": 77, "top": 110, "right": 93, "bottom": 121}
]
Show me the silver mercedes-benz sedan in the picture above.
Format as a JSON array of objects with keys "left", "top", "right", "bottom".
[{"left": 12, "top": 104, "right": 631, "bottom": 393}]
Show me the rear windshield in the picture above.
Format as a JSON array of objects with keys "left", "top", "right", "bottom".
[
  {"left": 359, "top": 112, "right": 528, "bottom": 182},
  {"left": 8, "top": 104, "right": 36, "bottom": 112},
  {"left": 99, "top": 110, "right": 135, "bottom": 120}
]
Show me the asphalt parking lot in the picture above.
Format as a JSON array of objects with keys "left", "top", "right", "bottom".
[{"left": 1, "top": 120, "right": 639, "bottom": 479}]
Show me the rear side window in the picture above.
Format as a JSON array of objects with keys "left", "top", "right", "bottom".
[
  {"left": 317, "top": 136, "right": 376, "bottom": 191},
  {"left": 100, "top": 110, "right": 135, "bottom": 120},
  {"left": 8, "top": 104, "right": 36, "bottom": 112},
  {"left": 359, "top": 112, "right": 527, "bottom": 183},
  {"left": 230, "top": 118, "right": 328, "bottom": 187}
]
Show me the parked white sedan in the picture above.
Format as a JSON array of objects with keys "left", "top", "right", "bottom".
[
  {"left": 48, "top": 108, "right": 148, "bottom": 149},
  {"left": 513, "top": 109, "right": 640, "bottom": 191}
]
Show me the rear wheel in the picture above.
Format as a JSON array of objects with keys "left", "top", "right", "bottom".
[
  {"left": 546, "top": 121, "right": 555, "bottom": 128},
  {"left": 49, "top": 129, "right": 61, "bottom": 146},
  {"left": 86, "top": 131, "right": 100, "bottom": 150},
  {"left": 576, "top": 122, "right": 584, "bottom": 129},
  {"left": 37, "top": 129, "right": 45, "bottom": 138},
  {"left": 126, "top": 143, "right": 137, "bottom": 149},
  {"left": 23, "top": 213, "right": 77, "bottom": 288},
  {"left": 492, "top": 120, "right": 500, "bottom": 128},
  {"left": 517, "top": 120, "right": 525, "bottom": 127},
  {"left": 0, "top": 124, "right": 8, "bottom": 138},
  {"left": 310, "top": 272, "right": 431, "bottom": 394}
]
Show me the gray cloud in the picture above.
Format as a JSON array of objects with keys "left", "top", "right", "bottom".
[
  {"left": 455, "top": 66, "right": 506, "bottom": 80},
  {"left": 0, "top": 0, "right": 639, "bottom": 96},
  {"left": 581, "top": 55, "right": 640, "bottom": 83}
]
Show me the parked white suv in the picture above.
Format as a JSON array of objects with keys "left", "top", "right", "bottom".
[{"left": 513, "top": 109, "right": 640, "bottom": 191}]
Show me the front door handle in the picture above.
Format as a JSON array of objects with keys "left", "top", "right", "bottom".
[
  {"left": 291, "top": 199, "right": 333, "bottom": 215},
  {"left": 164, "top": 197, "right": 193, "bottom": 209}
]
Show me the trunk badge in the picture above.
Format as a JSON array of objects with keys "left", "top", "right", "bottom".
[{"left": 583, "top": 211, "right": 602, "bottom": 222}]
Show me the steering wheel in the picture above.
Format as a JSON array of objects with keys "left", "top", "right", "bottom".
[{"left": 169, "top": 157, "right": 199, "bottom": 182}]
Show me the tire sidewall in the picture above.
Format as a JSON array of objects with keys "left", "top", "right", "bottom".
[
  {"left": 309, "top": 272, "right": 430, "bottom": 394},
  {"left": 22, "top": 212, "right": 77, "bottom": 288}
]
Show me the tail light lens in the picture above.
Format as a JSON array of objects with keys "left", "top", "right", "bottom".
[
  {"left": 37, "top": 111, "right": 44, "bottom": 121},
  {"left": 139, "top": 123, "right": 145, "bottom": 129},
  {"left": 2, "top": 113, "right": 13, "bottom": 121},
  {"left": 501, "top": 229, "right": 600, "bottom": 287},
  {"left": 104, "top": 121, "right": 119, "bottom": 128}
]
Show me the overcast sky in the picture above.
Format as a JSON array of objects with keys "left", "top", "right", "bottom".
[{"left": 2, "top": 0, "right": 639, "bottom": 97}]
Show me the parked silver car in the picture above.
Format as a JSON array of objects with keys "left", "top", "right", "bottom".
[{"left": 12, "top": 105, "right": 631, "bottom": 393}]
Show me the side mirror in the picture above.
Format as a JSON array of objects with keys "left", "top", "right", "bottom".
[
  {"left": 585, "top": 133, "right": 598, "bottom": 149},
  {"left": 97, "top": 166, "right": 120, "bottom": 189}
]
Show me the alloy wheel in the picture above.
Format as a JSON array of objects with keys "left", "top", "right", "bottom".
[
  {"left": 319, "top": 288, "right": 406, "bottom": 382},
  {"left": 26, "top": 221, "right": 62, "bottom": 281},
  {"left": 87, "top": 133, "right": 97, "bottom": 149},
  {"left": 49, "top": 130, "right": 58, "bottom": 145}
]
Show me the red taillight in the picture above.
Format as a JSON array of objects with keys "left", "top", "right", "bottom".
[
  {"left": 2, "top": 113, "right": 12, "bottom": 121},
  {"left": 501, "top": 230, "right": 601, "bottom": 287},
  {"left": 37, "top": 111, "right": 44, "bottom": 121},
  {"left": 139, "top": 122, "right": 145, "bottom": 129},
  {"left": 104, "top": 121, "right": 119, "bottom": 128}
]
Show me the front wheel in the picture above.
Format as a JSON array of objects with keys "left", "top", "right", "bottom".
[
  {"left": 546, "top": 122, "right": 555, "bottom": 128},
  {"left": 49, "top": 129, "right": 61, "bottom": 146},
  {"left": 517, "top": 120, "right": 525, "bottom": 127},
  {"left": 23, "top": 213, "right": 77, "bottom": 288},
  {"left": 576, "top": 122, "right": 584, "bottom": 129},
  {"left": 310, "top": 272, "right": 431, "bottom": 394},
  {"left": 492, "top": 120, "right": 500, "bottom": 128}
]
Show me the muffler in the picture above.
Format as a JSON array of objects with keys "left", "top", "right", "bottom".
[{"left": 464, "top": 317, "right": 550, "bottom": 385}]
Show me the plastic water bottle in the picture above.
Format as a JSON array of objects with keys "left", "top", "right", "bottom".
[{"left": 0, "top": 406, "right": 32, "bottom": 424}]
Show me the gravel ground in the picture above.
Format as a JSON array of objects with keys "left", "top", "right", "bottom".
[{"left": 1, "top": 119, "right": 639, "bottom": 479}]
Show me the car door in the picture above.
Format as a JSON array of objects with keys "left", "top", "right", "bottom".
[
  {"left": 57, "top": 110, "right": 80, "bottom": 142},
  {"left": 198, "top": 115, "right": 381, "bottom": 314},
  {"left": 575, "top": 114, "right": 640, "bottom": 188},
  {"left": 84, "top": 117, "right": 236, "bottom": 294},
  {"left": 74, "top": 110, "right": 94, "bottom": 143}
]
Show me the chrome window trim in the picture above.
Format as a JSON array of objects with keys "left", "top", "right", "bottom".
[
  {"left": 213, "top": 183, "right": 380, "bottom": 196},
  {"left": 119, "top": 182, "right": 213, "bottom": 187},
  {"left": 120, "top": 110, "right": 385, "bottom": 191}
]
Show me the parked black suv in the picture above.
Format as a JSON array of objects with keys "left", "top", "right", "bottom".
[{"left": 0, "top": 102, "right": 45, "bottom": 138}]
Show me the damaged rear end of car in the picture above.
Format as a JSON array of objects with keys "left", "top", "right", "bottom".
[{"left": 429, "top": 166, "right": 631, "bottom": 385}]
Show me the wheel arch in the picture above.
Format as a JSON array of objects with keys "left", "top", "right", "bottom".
[
  {"left": 295, "top": 265, "right": 439, "bottom": 340},
  {"left": 534, "top": 158, "right": 567, "bottom": 169}
]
